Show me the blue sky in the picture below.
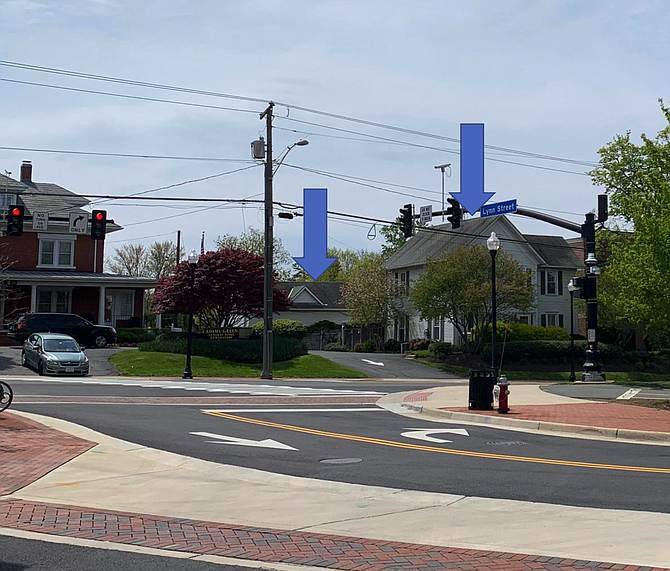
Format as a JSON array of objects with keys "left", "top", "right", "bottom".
[{"left": 1, "top": 0, "right": 668, "bottom": 259}]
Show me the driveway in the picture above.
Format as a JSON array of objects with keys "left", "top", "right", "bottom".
[
  {"left": 0, "top": 346, "right": 133, "bottom": 377},
  {"left": 311, "top": 350, "right": 463, "bottom": 379}
]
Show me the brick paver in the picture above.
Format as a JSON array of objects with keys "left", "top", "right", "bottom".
[
  {"left": 404, "top": 391, "right": 434, "bottom": 403},
  {"left": 0, "top": 499, "right": 665, "bottom": 571},
  {"left": 446, "top": 403, "right": 670, "bottom": 433},
  {"left": 0, "top": 412, "right": 96, "bottom": 496}
]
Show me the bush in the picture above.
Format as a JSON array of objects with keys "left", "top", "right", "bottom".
[
  {"left": 428, "top": 341, "right": 453, "bottom": 358},
  {"left": 383, "top": 339, "right": 401, "bottom": 352},
  {"left": 251, "top": 319, "right": 307, "bottom": 339},
  {"left": 307, "top": 320, "right": 339, "bottom": 333},
  {"left": 409, "top": 338, "right": 431, "bottom": 351},
  {"left": 359, "top": 339, "right": 376, "bottom": 352},
  {"left": 410, "top": 349, "right": 431, "bottom": 357},
  {"left": 480, "top": 341, "right": 627, "bottom": 362},
  {"left": 140, "top": 336, "right": 307, "bottom": 363},
  {"left": 476, "top": 323, "right": 569, "bottom": 342},
  {"left": 353, "top": 342, "right": 363, "bottom": 352},
  {"left": 117, "top": 328, "right": 167, "bottom": 344},
  {"left": 324, "top": 343, "right": 349, "bottom": 352}
]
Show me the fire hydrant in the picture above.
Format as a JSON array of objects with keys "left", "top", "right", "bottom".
[{"left": 497, "top": 374, "right": 510, "bottom": 414}]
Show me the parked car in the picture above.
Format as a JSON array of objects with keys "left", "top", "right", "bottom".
[
  {"left": 9, "top": 313, "right": 117, "bottom": 348},
  {"left": 22, "top": 333, "right": 90, "bottom": 376}
]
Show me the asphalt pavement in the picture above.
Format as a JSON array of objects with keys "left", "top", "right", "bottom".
[
  {"left": 543, "top": 383, "right": 670, "bottom": 400},
  {"left": 0, "top": 346, "right": 130, "bottom": 377},
  {"left": 312, "top": 350, "right": 461, "bottom": 379}
]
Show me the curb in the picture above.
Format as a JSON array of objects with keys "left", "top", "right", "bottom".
[{"left": 400, "top": 403, "right": 670, "bottom": 444}]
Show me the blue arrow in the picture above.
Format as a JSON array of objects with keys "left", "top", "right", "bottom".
[
  {"left": 453, "top": 123, "right": 495, "bottom": 215},
  {"left": 293, "top": 188, "right": 338, "bottom": 280}
]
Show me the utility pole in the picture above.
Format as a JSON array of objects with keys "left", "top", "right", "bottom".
[
  {"left": 581, "top": 212, "right": 604, "bottom": 380},
  {"left": 260, "top": 102, "right": 274, "bottom": 380},
  {"left": 176, "top": 230, "right": 181, "bottom": 266},
  {"left": 434, "top": 164, "right": 451, "bottom": 222}
]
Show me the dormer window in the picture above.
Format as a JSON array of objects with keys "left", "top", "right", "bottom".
[{"left": 38, "top": 234, "right": 75, "bottom": 268}]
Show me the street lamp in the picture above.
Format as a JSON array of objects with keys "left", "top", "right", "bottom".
[
  {"left": 567, "top": 278, "right": 578, "bottom": 382},
  {"left": 487, "top": 232, "right": 501, "bottom": 373},
  {"left": 182, "top": 249, "right": 198, "bottom": 380}
]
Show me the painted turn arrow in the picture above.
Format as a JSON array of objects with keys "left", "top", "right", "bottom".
[
  {"left": 451, "top": 123, "right": 495, "bottom": 215},
  {"left": 361, "top": 359, "right": 384, "bottom": 366},
  {"left": 401, "top": 428, "right": 470, "bottom": 444},
  {"left": 190, "top": 431, "right": 298, "bottom": 450},
  {"left": 293, "top": 188, "right": 338, "bottom": 280}
]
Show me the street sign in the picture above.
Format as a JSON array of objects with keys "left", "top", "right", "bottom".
[
  {"left": 587, "top": 329, "right": 596, "bottom": 343},
  {"left": 32, "top": 212, "right": 48, "bottom": 231},
  {"left": 419, "top": 204, "right": 432, "bottom": 223},
  {"left": 480, "top": 199, "right": 517, "bottom": 218},
  {"left": 69, "top": 212, "right": 88, "bottom": 234}
]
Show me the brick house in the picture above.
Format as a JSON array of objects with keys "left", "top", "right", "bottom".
[{"left": 0, "top": 161, "right": 155, "bottom": 328}]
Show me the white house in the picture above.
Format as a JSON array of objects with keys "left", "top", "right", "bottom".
[{"left": 385, "top": 215, "right": 582, "bottom": 344}]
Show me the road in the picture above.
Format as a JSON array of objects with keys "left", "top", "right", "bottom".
[
  {"left": 0, "top": 346, "right": 129, "bottom": 377},
  {"left": 7, "top": 374, "right": 670, "bottom": 514},
  {"left": 543, "top": 383, "right": 670, "bottom": 400},
  {"left": 312, "top": 350, "right": 461, "bottom": 379}
]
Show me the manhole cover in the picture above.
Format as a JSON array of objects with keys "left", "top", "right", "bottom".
[
  {"left": 486, "top": 441, "right": 527, "bottom": 446},
  {"left": 319, "top": 458, "right": 363, "bottom": 465}
]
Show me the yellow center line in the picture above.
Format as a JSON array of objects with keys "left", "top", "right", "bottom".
[{"left": 203, "top": 411, "right": 670, "bottom": 475}]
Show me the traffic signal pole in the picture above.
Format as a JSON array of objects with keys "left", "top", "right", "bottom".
[{"left": 260, "top": 102, "right": 274, "bottom": 380}]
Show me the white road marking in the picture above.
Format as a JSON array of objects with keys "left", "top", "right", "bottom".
[
  {"left": 617, "top": 388, "right": 641, "bottom": 400},
  {"left": 202, "top": 408, "right": 382, "bottom": 413},
  {"left": 401, "top": 428, "right": 470, "bottom": 444},
  {"left": 361, "top": 359, "right": 384, "bottom": 366},
  {"left": 190, "top": 431, "right": 298, "bottom": 450}
]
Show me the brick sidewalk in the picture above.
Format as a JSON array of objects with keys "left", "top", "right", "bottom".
[
  {"left": 447, "top": 403, "right": 670, "bottom": 433},
  {"left": 0, "top": 412, "right": 96, "bottom": 496},
  {"left": 1, "top": 499, "right": 666, "bottom": 571}
]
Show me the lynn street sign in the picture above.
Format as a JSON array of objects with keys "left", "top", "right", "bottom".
[{"left": 480, "top": 199, "right": 517, "bottom": 218}]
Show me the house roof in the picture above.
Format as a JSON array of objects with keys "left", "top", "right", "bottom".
[
  {"left": 277, "top": 281, "right": 345, "bottom": 309},
  {"left": 0, "top": 269, "right": 155, "bottom": 287},
  {"left": 522, "top": 235, "right": 582, "bottom": 268}
]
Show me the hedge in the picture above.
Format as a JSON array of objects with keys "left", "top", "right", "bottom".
[
  {"left": 250, "top": 319, "right": 307, "bottom": 339},
  {"left": 428, "top": 341, "right": 453, "bottom": 358},
  {"left": 476, "top": 323, "right": 569, "bottom": 342},
  {"left": 324, "top": 343, "right": 349, "bottom": 352},
  {"left": 117, "top": 328, "right": 170, "bottom": 344},
  {"left": 139, "top": 336, "right": 308, "bottom": 363}
]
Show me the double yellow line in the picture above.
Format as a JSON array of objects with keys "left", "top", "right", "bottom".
[{"left": 203, "top": 411, "right": 670, "bottom": 474}]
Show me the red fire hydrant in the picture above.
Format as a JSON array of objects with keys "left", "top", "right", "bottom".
[{"left": 497, "top": 375, "right": 510, "bottom": 414}]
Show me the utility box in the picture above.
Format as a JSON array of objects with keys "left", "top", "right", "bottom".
[{"left": 468, "top": 369, "right": 496, "bottom": 410}]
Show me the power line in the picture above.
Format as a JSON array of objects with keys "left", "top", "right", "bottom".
[{"left": 107, "top": 231, "right": 175, "bottom": 244}]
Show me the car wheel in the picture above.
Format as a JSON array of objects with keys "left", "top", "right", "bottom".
[
  {"left": 21, "top": 351, "right": 27, "bottom": 367},
  {"left": 94, "top": 335, "right": 108, "bottom": 348},
  {"left": 37, "top": 360, "right": 45, "bottom": 376}
]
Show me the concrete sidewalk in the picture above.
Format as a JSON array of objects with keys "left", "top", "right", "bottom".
[
  {"left": 2, "top": 410, "right": 670, "bottom": 568},
  {"left": 378, "top": 384, "right": 670, "bottom": 444}
]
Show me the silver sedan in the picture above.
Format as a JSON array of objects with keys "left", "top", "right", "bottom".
[{"left": 21, "top": 333, "right": 90, "bottom": 376}]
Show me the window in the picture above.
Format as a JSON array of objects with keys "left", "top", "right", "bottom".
[
  {"left": 432, "top": 318, "right": 441, "bottom": 340},
  {"left": 540, "top": 270, "right": 564, "bottom": 296},
  {"left": 518, "top": 315, "right": 530, "bottom": 325},
  {"left": 542, "top": 313, "right": 563, "bottom": 328},
  {"left": 547, "top": 272, "right": 557, "bottom": 295},
  {"left": 36, "top": 289, "right": 71, "bottom": 313},
  {"left": 395, "top": 316, "right": 409, "bottom": 342},
  {"left": 0, "top": 194, "right": 17, "bottom": 210},
  {"left": 39, "top": 238, "right": 74, "bottom": 267}
]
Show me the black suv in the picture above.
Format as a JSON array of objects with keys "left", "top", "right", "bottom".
[{"left": 9, "top": 313, "right": 117, "bottom": 348}]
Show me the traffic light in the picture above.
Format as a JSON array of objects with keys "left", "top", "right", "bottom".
[
  {"left": 6, "top": 205, "right": 24, "bottom": 236},
  {"left": 91, "top": 210, "right": 107, "bottom": 240},
  {"left": 446, "top": 197, "right": 462, "bottom": 229},
  {"left": 399, "top": 204, "right": 413, "bottom": 238}
]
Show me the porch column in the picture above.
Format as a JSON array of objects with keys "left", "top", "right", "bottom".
[
  {"left": 30, "top": 284, "right": 37, "bottom": 312},
  {"left": 156, "top": 313, "right": 162, "bottom": 328},
  {"left": 98, "top": 286, "right": 106, "bottom": 325}
]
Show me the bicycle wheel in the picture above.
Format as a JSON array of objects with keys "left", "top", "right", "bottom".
[{"left": 0, "top": 381, "right": 13, "bottom": 413}]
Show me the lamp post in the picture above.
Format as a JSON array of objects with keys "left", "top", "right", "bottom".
[
  {"left": 182, "top": 249, "right": 198, "bottom": 380},
  {"left": 487, "top": 232, "right": 501, "bottom": 374},
  {"left": 434, "top": 163, "right": 451, "bottom": 222},
  {"left": 568, "top": 278, "right": 578, "bottom": 382}
]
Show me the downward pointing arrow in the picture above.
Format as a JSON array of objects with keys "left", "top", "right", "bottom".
[
  {"left": 293, "top": 188, "right": 338, "bottom": 280},
  {"left": 452, "top": 123, "right": 495, "bottom": 215},
  {"left": 190, "top": 432, "right": 298, "bottom": 450}
]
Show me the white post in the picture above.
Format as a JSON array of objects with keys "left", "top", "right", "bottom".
[
  {"left": 30, "top": 284, "right": 37, "bottom": 312},
  {"left": 98, "top": 286, "right": 106, "bottom": 325},
  {"left": 156, "top": 313, "right": 162, "bottom": 329}
]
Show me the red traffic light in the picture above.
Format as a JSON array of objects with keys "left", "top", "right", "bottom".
[
  {"left": 95, "top": 212, "right": 105, "bottom": 221},
  {"left": 11, "top": 207, "right": 21, "bottom": 216}
]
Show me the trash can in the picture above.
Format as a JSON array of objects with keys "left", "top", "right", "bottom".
[{"left": 468, "top": 369, "right": 496, "bottom": 410}]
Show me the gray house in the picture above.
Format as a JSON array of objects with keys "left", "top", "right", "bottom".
[{"left": 385, "top": 215, "right": 582, "bottom": 344}]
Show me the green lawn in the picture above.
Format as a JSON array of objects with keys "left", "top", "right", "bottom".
[{"left": 110, "top": 351, "right": 367, "bottom": 379}]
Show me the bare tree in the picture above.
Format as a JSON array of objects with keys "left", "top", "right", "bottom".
[{"left": 107, "top": 244, "right": 148, "bottom": 276}]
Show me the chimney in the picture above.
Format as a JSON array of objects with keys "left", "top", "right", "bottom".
[{"left": 20, "top": 161, "right": 32, "bottom": 183}]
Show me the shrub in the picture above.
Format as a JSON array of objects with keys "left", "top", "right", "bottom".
[
  {"left": 324, "top": 342, "right": 349, "bottom": 352},
  {"left": 383, "top": 339, "right": 401, "bottom": 352},
  {"left": 359, "top": 339, "right": 376, "bottom": 352},
  {"left": 307, "top": 320, "right": 339, "bottom": 333},
  {"left": 139, "top": 336, "right": 307, "bottom": 363},
  {"left": 409, "top": 338, "right": 431, "bottom": 351},
  {"left": 480, "top": 341, "right": 627, "bottom": 362},
  {"left": 251, "top": 319, "right": 307, "bottom": 339},
  {"left": 635, "top": 361, "right": 646, "bottom": 371},
  {"left": 353, "top": 342, "right": 363, "bottom": 352},
  {"left": 428, "top": 341, "right": 453, "bottom": 358},
  {"left": 410, "top": 349, "right": 431, "bottom": 357},
  {"left": 476, "top": 323, "right": 569, "bottom": 342},
  {"left": 116, "top": 328, "right": 166, "bottom": 344}
]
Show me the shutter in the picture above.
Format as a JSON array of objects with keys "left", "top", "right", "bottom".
[
  {"left": 559, "top": 314, "right": 564, "bottom": 328},
  {"left": 541, "top": 314, "right": 547, "bottom": 327},
  {"left": 558, "top": 271, "right": 564, "bottom": 295},
  {"left": 405, "top": 270, "right": 410, "bottom": 289},
  {"left": 540, "top": 271, "right": 546, "bottom": 295}
]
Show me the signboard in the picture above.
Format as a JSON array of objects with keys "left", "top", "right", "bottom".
[
  {"left": 587, "top": 329, "right": 596, "bottom": 343},
  {"left": 204, "top": 327, "right": 253, "bottom": 341},
  {"left": 480, "top": 199, "right": 517, "bottom": 218},
  {"left": 32, "top": 212, "right": 48, "bottom": 231},
  {"left": 69, "top": 212, "right": 88, "bottom": 234},
  {"left": 419, "top": 205, "right": 433, "bottom": 224}
]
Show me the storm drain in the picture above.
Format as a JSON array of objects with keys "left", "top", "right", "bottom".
[{"left": 319, "top": 458, "right": 363, "bottom": 465}]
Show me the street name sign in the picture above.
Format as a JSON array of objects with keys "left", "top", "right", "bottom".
[
  {"left": 69, "top": 212, "right": 88, "bottom": 234},
  {"left": 480, "top": 199, "right": 517, "bottom": 218},
  {"left": 32, "top": 212, "right": 48, "bottom": 231},
  {"left": 419, "top": 204, "right": 433, "bottom": 223}
]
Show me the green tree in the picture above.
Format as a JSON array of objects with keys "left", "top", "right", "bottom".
[
  {"left": 146, "top": 240, "right": 183, "bottom": 279},
  {"left": 215, "top": 228, "right": 293, "bottom": 280},
  {"left": 410, "top": 245, "right": 535, "bottom": 353},
  {"left": 589, "top": 101, "right": 670, "bottom": 340},
  {"left": 380, "top": 217, "right": 426, "bottom": 257},
  {"left": 292, "top": 248, "right": 366, "bottom": 281}
]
